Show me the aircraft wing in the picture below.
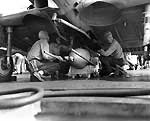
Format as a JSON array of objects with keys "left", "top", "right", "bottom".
[
  {"left": 52, "top": 0, "right": 150, "bottom": 53},
  {"left": 115, "top": 6, "right": 144, "bottom": 50},
  {"left": 1, "top": 0, "right": 150, "bottom": 53},
  {"left": 0, "top": 7, "right": 59, "bottom": 52}
]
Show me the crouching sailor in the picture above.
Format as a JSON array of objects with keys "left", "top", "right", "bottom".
[
  {"left": 98, "top": 31, "right": 127, "bottom": 77},
  {"left": 27, "top": 30, "right": 70, "bottom": 81}
]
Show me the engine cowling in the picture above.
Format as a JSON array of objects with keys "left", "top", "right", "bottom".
[
  {"left": 78, "top": 1, "right": 121, "bottom": 26},
  {"left": 34, "top": 0, "right": 48, "bottom": 8}
]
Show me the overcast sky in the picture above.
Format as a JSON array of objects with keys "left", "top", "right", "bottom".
[
  {"left": 0, "top": 0, "right": 30, "bottom": 15},
  {"left": 0, "top": 0, "right": 57, "bottom": 16}
]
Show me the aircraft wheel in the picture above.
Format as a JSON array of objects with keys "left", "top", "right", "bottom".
[{"left": 0, "top": 56, "right": 14, "bottom": 82}]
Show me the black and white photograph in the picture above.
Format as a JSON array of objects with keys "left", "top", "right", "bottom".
[{"left": 0, "top": 0, "right": 150, "bottom": 120}]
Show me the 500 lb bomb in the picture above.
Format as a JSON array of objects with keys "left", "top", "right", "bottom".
[{"left": 69, "top": 48, "right": 91, "bottom": 69}]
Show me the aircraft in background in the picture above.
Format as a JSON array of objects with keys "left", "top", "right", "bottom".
[{"left": 0, "top": 0, "right": 150, "bottom": 81}]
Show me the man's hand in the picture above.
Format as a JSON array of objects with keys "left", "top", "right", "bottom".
[
  {"left": 57, "top": 56, "right": 64, "bottom": 62},
  {"left": 64, "top": 56, "right": 74, "bottom": 61},
  {"left": 98, "top": 49, "right": 105, "bottom": 56},
  {"left": 44, "top": 51, "right": 63, "bottom": 61}
]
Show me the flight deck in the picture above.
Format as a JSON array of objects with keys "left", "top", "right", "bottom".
[{"left": 1, "top": 69, "right": 150, "bottom": 121}]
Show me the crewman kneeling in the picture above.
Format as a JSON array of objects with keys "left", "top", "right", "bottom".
[
  {"left": 27, "top": 30, "right": 70, "bottom": 81},
  {"left": 98, "top": 31, "right": 127, "bottom": 77}
]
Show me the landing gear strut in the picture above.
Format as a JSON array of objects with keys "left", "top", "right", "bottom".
[{"left": 0, "top": 27, "right": 14, "bottom": 82}]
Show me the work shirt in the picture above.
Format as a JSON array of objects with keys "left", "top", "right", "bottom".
[
  {"left": 101, "top": 39, "right": 124, "bottom": 59},
  {"left": 27, "top": 39, "right": 61, "bottom": 61}
]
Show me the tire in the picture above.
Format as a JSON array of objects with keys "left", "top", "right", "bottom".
[{"left": 0, "top": 56, "right": 14, "bottom": 82}]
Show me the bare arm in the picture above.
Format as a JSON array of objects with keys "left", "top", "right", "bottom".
[
  {"left": 41, "top": 41, "right": 64, "bottom": 61},
  {"left": 43, "top": 51, "right": 64, "bottom": 61},
  {"left": 98, "top": 41, "right": 116, "bottom": 56},
  {"left": 39, "top": 40, "right": 56, "bottom": 61}
]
